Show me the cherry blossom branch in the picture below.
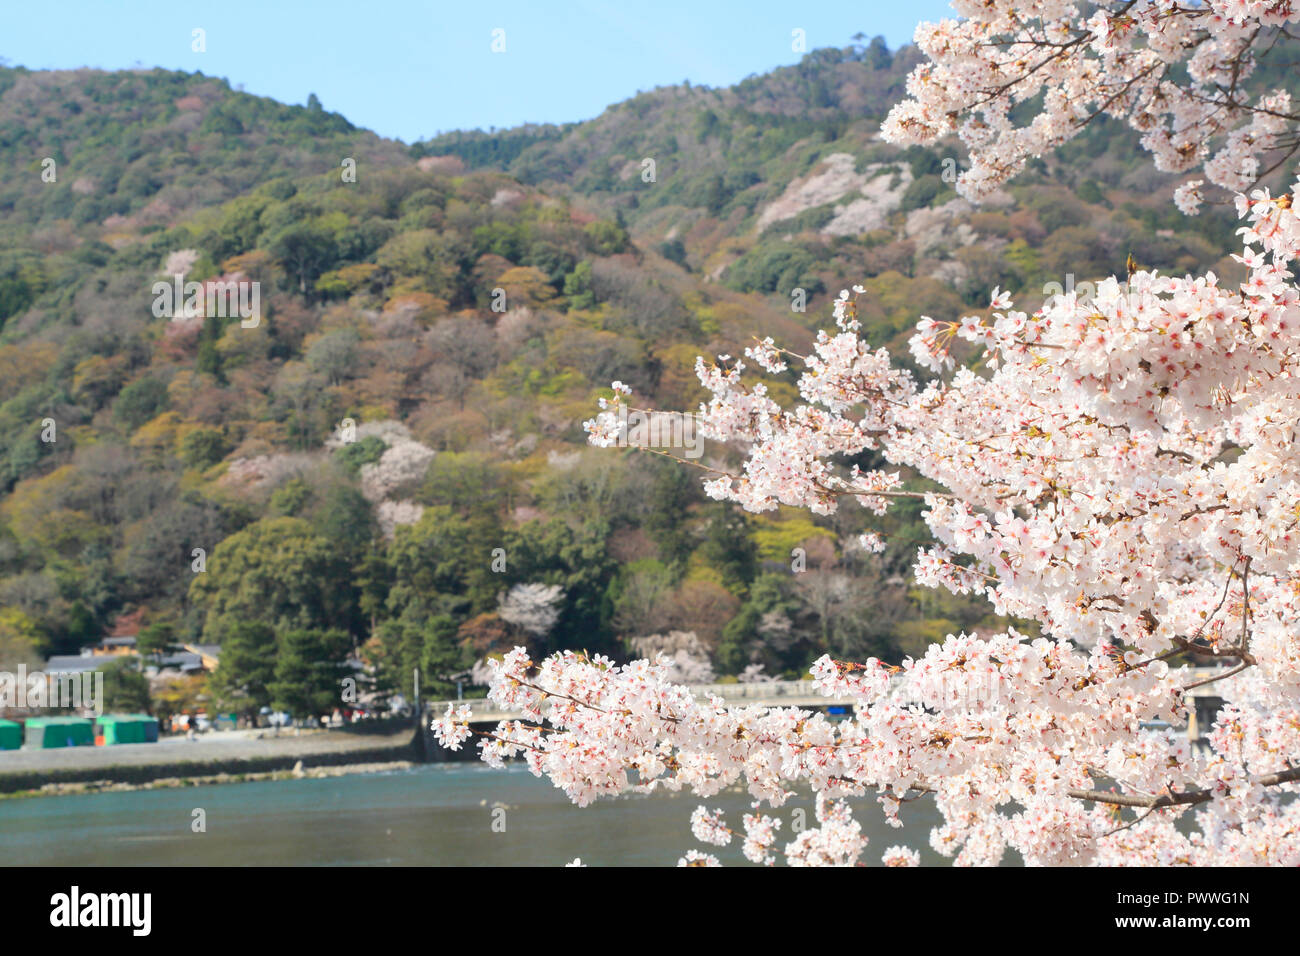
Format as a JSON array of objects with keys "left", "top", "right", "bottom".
[{"left": 1066, "top": 766, "right": 1300, "bottom": 809}]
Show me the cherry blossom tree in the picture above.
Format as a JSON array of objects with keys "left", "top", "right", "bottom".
[
  {"left": 629, "top": 631, "right": 716, "bottom": 684},
  {"left": 161, "top": 248, "right": 199, "bottom": 278},
  {"left": 880, "top": 0, "right": 1300, "bottom": 212},
  {"left": 436, "top": 3, "right": 1300, "bottom": 866},
  {"left": 350, "top": 421, "right": 435, "bottom": 537},
  {"left": 359, "top": 438, "right": 435, "bottom": 502},
  {"left": 737, "top": 662, "right": 771, "bottom": 684},
  {"left": 497, "top": 583, "right": 564, "bottom": 638},
  {"left": 375, "top": 500, "right": 425, "bottom": 541}
]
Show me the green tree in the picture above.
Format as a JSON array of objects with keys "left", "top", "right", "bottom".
[
  {"left": 563, "top": 260, "right": 596, "bottom": 309},
  {"left": 355, "top": 544, "right": 393, "bottom": 634},
  {"left": 643, "top": 458, "right": 698, "bottom": 570},
  {"left": 188, "top": 517, "right": 356, "bottom": 641},
  {"left": 717, "top": 574, "right": 803, "bottom": 674},
  {"left": 725, "top": 242, "right": 823, "bottom": 294},
  {"left": 418, "top": 452, "right": 510, "bottom": 519},
  {"left": 310, "top": 484, "right": 375, "bottom": 555},
  {"left": 268, "top": 628, "right": 352, "bottom": 721},
  {"left": 179, "top": 428, "right": 230, "bottom": 469},
  {"left": 899, "top": 174, "right": 947, "bottom": 212},
  {"left": 584, "top": 219, "right": 629, "bottom": 256},
  {"left": 100, "top": 658, "right": 152, "bottom": 714},
  {"left": 384, "top": 505, "right": 502, "bottom": 619},
  {"left": 269, "top": 221, "right": 338, "bottom": 294},
  {"left": 200, "top": 194, "right": 272, "bottom": 263},
  {"left": 334, "top": 435, "right": 386, "bottom": 474},
  {"left": 137, "top": 620, "right": 180, "bottom": 659},
  {"left": 699, "top": 504, "right": 758, "bottom": 596},
  {"left": 269, "top": 477, "right": 312, "bottom": 516},
  {"left": 373, "top": 613, "right": 465, "bottom": 701},
  {"left": 210, "top": 621, "right": 277, "bottom": 717},
  {"left": 502, "top": 518, "right": 617, "bottom": 654},
  {"left": 113, "top": 377, "right": 169, "bottom": 431},
  {"left": 0, "top": 608, "right": 44, "bottom": 670}
]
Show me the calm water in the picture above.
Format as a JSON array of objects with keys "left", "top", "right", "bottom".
[{"left": 0, "top": 763, "right": 950, "bottom": 866}]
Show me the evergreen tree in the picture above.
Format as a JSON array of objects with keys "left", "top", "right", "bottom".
[
  {"left": 211, "top": 621, "right": 277, "bottom": 718},
  {"left": 268, "top": 628, "right": 352, "bottom": 721}
]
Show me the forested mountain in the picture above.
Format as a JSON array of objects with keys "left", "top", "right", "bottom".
[{"left": 0, "top": 37, "right": 1283, "bottom": 719}]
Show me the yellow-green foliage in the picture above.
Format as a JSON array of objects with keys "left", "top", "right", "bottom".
[{"left": 750, "top": 512, "right": 836, "bottom": 563}]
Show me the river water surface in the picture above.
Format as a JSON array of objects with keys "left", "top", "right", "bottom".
[{"left": 0, "top": 763, "right": 952, "bottom": 866}]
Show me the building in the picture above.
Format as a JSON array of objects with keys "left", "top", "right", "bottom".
[
  {"left": 183, "top": 644, "right": 222, "bottom": 671},
  {"left": 24, "top": 717, "right": 94, "bottom": 749},
  {"left": 43, "top": 654, "right": 107, "bottom": 675},
  {"left": 94, "top": 714, "right": 159, "bottom": 745},
  {"left": 91, "top": 636, "right": 139, "bottom": 657}
]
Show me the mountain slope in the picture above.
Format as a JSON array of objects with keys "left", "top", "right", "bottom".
[{"left": 0, "top": 38, "right": 1279, "bottom": 718}]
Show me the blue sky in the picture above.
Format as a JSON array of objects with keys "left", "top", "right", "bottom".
[{"left": 0, "top": 1, "right": 957, "bottom": 143}]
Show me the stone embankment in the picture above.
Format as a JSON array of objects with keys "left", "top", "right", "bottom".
[{"left": 0, "top": 723, "right": 420, "bottom": 796}]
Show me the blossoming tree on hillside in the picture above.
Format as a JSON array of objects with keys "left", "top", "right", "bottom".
[{"left": 435, "top": 2, "right": 1300, "bottom": 866}]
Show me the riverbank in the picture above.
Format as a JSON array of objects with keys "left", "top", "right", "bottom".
[
  {"left": 0, "top": 724, "right": 420, "bottom": 795},
  {"left": 0, "top": 759, "right": 418, "bottom": 800}
]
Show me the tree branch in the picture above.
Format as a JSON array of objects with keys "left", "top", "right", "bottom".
[{"left": 1067, "top": 765, "right": 1300, "bottom": 809}]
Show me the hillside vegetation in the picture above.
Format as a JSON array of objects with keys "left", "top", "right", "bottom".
[{"left": 0, "top": 37, "right": 1284, "bottom": 719}]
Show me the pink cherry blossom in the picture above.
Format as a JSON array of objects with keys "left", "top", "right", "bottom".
[
  {"left": 880, "top": 2, "right": 1300, "bottom": 211},
  {"left": 439, "top": 3, "right": 1300, "bottom": 866}
]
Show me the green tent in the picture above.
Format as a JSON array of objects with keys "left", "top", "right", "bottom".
[
  {"left": 24, "top": 717, "right": 94, "bottom": 749},
  {"left": 95, "top": 714, "right": 158, "bottom": 745},
  {"left": 0, "top": 720, "right": 21, "bottom": 750}
]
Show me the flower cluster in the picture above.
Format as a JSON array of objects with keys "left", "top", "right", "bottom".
[
  {"left": 881, "top": 2, "right": 1300, "bottom": 211},
  {"left": 471, "top": 172, "right": 1300, "bottom": 864},
  {"left": 442, "top": 5, "right": 1300, "bottom": 865},
  {"left": 340, "top": 420, "right": 435, "bottom": 538}
]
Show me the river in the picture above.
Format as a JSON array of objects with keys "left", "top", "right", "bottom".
[{"left": 0, "top": 762, "right": 953, "bottom": 866}]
